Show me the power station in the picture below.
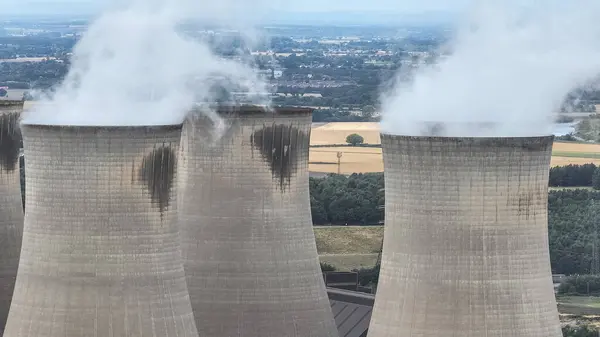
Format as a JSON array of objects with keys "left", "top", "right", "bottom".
[
  {"left": 4, "top": 124, "right": 198, "bottom": 337},
  {"left": 178, "top": 105, "right": 338, "bottom": 337},
  {"left": 0, "top": 100, "right": 24, "bottom": 335},
  {"left": 369, "top": 135, "right": 562, "bottom": 337}
]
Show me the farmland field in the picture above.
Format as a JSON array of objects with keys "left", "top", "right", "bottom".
[
  {"left": 310, "top": 122, "right": 381, "bottom": 145},
  {"left": 314, "top": 226, "right": 383, "bottom": 271},
  {"left": 310, "top": 122, "right": 600, "bottom": 174}
]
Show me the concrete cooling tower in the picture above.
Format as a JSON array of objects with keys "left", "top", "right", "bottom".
[
  {"left": 179, "top": 106, "right": 338, "bottom": 337},
  {"left": 4, "top": 124, "right": 198, "bottom": 337},
  {"left": 0, "top": 101, "right": 24, "bottom": 336},
  {"left": 368, "top": 135, "right": 561, "bottom": 337}
]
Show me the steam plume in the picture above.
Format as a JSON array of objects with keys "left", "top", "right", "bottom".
[
  {"left": 381, "top": 0, "right": 600, "bottom": 137},
  {"left": 24, "top": 0, "right": 272, "bottom": 126}
]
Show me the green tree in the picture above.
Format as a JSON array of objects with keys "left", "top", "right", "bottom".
[
  {"left": 320, "top": 262, "right": 336, "bottom": 272},
  {"left": 563, "top": 325, "right": 598, "bottom": 337},
  {"left": 310, "top": 196, "right": 328, "bottom": 225},
  {"left": 0, "top": 88, "right": 6, "bottom": 97},
  {"left": 346, "top": 133, "right": 365, "bottom": 146},
  {"left": 593, "top": 167, "right": 600, "bottom": 190}
]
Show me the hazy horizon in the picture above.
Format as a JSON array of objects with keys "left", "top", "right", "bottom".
[{"left": 1, "top": 0, "right": 469, "bottom": 25}]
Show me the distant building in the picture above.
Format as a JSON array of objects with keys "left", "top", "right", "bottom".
[
  {"left": 328, "top": 288, "right": 374, "bottom": 337},
  {"left": 0, "top": 89, "right": 26, "bottom": 101}
]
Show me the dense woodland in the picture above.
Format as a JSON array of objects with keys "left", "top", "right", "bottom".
[
  {"left": 310, "top": 173, "right": 384, "bottom": 225},
  {"left": 548, "top": 190, "right": 600, "bottom": 275},
  {"left": 562, "top": 326, "right": 598, "bottom": 337}
]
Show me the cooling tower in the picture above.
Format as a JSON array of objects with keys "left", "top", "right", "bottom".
[
  {"left": 4, "top": 124, "right": 198, "bottom": 337},
  {"left": 179, "top": 106, "right": 338, "bottom": 337},
  {"left": 0, "top": 101, "right": 24, "bottom": 336},
  {"left": 368, "top": 135, "right": 561, "bottom": 337}
]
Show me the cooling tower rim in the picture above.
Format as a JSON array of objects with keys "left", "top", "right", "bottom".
[
  {"left": 0, "top": 100, "right": 24, "bottom": 107},
  {"left": 20, "top": 123, "right": 183, "bottom": 132},
  {"left": 380, "top": 133, "right": 554, "bottom": 141},
  {"left": 381, "top": 133, "right": 555, "bottom": 151},
  {"left": 191, "top": 104, "right": 313, "bottom": 116}
]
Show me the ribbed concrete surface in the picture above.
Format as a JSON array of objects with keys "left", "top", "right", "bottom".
[
  {"left": 5, "top": 125, "right": 198, "bottom": 337},
  {"left": 179, "top": 106, "right": 338, "bottom": 337},
  {"left": 0, "top": 101, "right": 24, "bottom": 336},
  {"left": 369, "top": 135, "right": 561, "bottom": 337}
]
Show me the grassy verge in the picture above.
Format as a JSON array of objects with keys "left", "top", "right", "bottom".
[
  {"left": 558, "top": 296, "right": 600, "bottom": 308},
  {"left": 314, "top": 226, "right": 383, "bottom": 271},
  {"left": 549, "top": 186, "right": 594, "bottom": 191},
  {"left": 553, "top": 151, "right": 600, "bottom": 159},
  {"left": 314, "top": 226, "right": 384, "bottom": 255},
  {"left": 557, "top": 296, "right": 600, "bottom": 316},
  {"left": 319, "top": 254, "right": 379, "bottom": 271}
]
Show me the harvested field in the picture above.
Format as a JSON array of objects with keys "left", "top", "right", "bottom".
[
  {"left": 553, "top": 142, "right": 600, "bottom": 153},
  {"left": 311, "top": 122, "right": 381, "bottom": 145},
  {"left": 551, "top": 157, "right": 600, "bottom": 166},
  {"left": 309, "top": 147, "right": 383, "bottom": 174}
]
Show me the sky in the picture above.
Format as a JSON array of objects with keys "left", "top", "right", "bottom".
[{"left": 1, "top": 0, "right": 472, "bottom": 19}]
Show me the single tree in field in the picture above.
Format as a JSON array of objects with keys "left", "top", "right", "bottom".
[{"left": 346, "top": 133, "right": 364, "bottom": 146}]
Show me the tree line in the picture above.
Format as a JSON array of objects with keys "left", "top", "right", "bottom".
[{"left": 549, "top": 164, "right": 600, "bottom": 189}]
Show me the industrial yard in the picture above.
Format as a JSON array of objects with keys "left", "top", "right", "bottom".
[{"left": 309, "top": 122, "right": 600, "bottom": 174}]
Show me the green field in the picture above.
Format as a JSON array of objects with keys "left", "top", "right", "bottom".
[
  {"left": 314, "top": 226, "right": 383, "bottom": 254},
  {"left": 314, "top": 226, "right": 383, "bottom": 271},
  {"left": 558, "top": 296, "right": 600, "bottom": 308},
  {"left": 319, "top": 254, "right": 379, "bottom": 271},
  {"left": 557, "top": 296, "right": 600, "bottom": 318},
  {"left": 549, "top": 186, "right": 594, "bottom": 191},
  {"left": 552, "top": 151, "right": 600, "bottom": 159}
]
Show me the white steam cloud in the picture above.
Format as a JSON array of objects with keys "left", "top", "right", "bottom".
[
  {"left": 24, "top": 0, "right": 274, "bottom": 126},
  {"left": 381, "top": 0, "right": 600, "bottom": 137}
]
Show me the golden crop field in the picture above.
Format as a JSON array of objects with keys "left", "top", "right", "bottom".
[
  {"left": 309, "top": 122, "right": 600, "bottom": 174},
  {"left": 551, "top": 157, "right": 600, "bottom": 166},
  {"left": 311, "top": 122, "right": 381, "bottom": 145},
  {"left": 553, "top": 142, "right": 600, "bottom": 153}
]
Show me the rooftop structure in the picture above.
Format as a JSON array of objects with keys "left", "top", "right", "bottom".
[
  {"left": 328, "top": 287, "right": 374, "bottom": 337},
  {"left": 369, "top": 135, "right": 562, "bottom": 337},
  {"left": 179, "top": 105, "right": 338, "bottom": 337},
  {"left": 5, "top": 124, "right": 198, "bottom": 337}
]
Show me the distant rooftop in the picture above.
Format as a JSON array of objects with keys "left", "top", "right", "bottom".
[
  {"left": 0, "top": 89, "right": 26, "bottom": 101},
  {"left": 327, "top": 287, "right": 374, "bottom": 337}
]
